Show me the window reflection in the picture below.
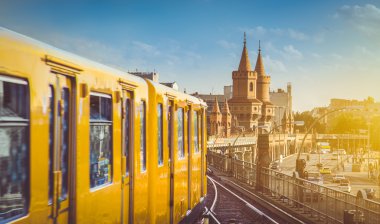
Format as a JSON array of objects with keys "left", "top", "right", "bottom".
[
  {"left": 124, "top": 98, "right": 130, "bottom": 175},
  {"left": 177, "top": 108, "right": 184, "bottom": 158},
  {"left": 48, "top": 86, "right": 54, "bottom": 203},
  {"left": 0, "top": 77, "right": 29, "bottom": 221},
  {"left": 193, "top": 111, "right": 199, "bottom": 153},
  {"left": 60, "top": 88, "right": 69, "bottom": 199},
  {"left": 90, "top": 94, "right": 112, "bottom": 188},
  {"left": 140, "top": 102, "right": 146, "bottom": 172},
  {"left": 158, "top": 104, "right": 163, "bottom": 166}
]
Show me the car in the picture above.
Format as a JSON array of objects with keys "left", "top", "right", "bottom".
[
  {"left": 270, "top": 162, "right": 281, "bottom": 171},
  {"left": 332, "top": 174, "right": 346, "bottom": 183},
  {"left": 336, "top": 149, "right": 347, "bottom": 155},
  {"left": 338, "top": 183, "right": 351, "bottom": 193},
  {"left": 340, "top": 178, "right": 350, "bottom": 184},
  {"left": 307, "top": 172, "right": 324, "bottom": 185},
  {"left": 319, "top": 167, "right": 331, "bottom": 174}
]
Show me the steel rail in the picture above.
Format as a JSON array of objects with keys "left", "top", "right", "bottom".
[
  {"left": 208, "top": 176, "right": 280, "bottom": 224},
  {"left": 227, "top": 180, "right": 306, "bottom": 224}
]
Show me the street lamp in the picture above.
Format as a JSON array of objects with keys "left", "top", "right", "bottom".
[{"left": 296, "top": 107, "right": 346, "bottom": 178}]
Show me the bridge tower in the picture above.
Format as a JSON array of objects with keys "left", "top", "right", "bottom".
[
  {"left": 255, "top": 41, "right": 275, "bottom": 128},
  {"left": 228, "top": 33, "right": 262, "bottom": 131}
]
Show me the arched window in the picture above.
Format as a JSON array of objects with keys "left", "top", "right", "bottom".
[{"left": 249, "top": 82, "right": 253, "bottom": 91}]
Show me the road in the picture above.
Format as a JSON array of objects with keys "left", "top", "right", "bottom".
[{"left": 278, "top": 152, "right": 380, "bottom": 200}]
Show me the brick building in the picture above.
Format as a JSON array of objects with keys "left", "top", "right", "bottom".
[{"left": 195, "top": 34, "right": 291, "bottom": 137}]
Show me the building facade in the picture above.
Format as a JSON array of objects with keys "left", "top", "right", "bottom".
[{"left": 194, "top": 34, "right": 295, "bottom": 137}]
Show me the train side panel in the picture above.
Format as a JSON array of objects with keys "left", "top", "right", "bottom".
[
  {"left": 75, "top": 69, "right": 122, "bottom": 223},
  {"left": 0, "top": 33, "right": 52, "bottom": 224}
]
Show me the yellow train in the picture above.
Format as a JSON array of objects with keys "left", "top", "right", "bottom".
[{"left": 0, "top": 27, "right": 207, "bottom": 223}]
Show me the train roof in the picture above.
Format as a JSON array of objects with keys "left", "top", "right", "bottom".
[
  {"left": 146, "top": 79, "right": 207, "bottom": 107},
  {"left": 0, "top": 27, "right": 145, "bottom": 86}
]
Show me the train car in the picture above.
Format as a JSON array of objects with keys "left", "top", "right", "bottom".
[
  {"left": 145, "top": 81, "right": 207, "bottom": 223},
  {"left": 0, "top": 27, "right": 207, "bottom": 224}
]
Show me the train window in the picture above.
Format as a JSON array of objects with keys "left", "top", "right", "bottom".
[
  {"left": 89, "top": 93, "right": 112, "bottom": 189},
  {"left": 48, "top": 86, "right": 54, "bottom": 204},
  {"left": 157, "top": 104, "right": 163, "bottom": 166},
  {"left": 193, "top": 111, "right": 199, "bottom": 153},
  {"left": 177, "top": 108, "right": 184, "bottom": 158},
  {"left": 167, "top": 105, "right": 172, "bottom": 159},
  {"left": 60, "top": 88, "right": 69, "bottom": 199},
  {"left": 124, "top": 98, "right": 131, "bottom": 175},
  {"left": 0, "top": 76, "right": 29, "bottom": 221},
  {"left": 140, "top": 101, "right": 146, "bottom": 172}
]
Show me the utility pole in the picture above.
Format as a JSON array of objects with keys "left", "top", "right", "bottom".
[{"left": 368, "top": 121, "right": 371, "bottom": 178}]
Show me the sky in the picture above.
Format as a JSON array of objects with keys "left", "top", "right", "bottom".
[{"left": 1, "top": 0, "right": 380, "bottom": 111}]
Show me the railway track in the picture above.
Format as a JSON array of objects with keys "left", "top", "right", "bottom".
[
  {"left": 207, "top": 176, "right": 277, "bottom": 224},
  {"left": 200, "top": 170, "right": 307, "bottom": 224}
]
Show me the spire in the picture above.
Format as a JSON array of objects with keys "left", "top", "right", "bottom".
[
  {"left": 255, "top": 40, "right": 266, "bottom": 76},
  {"left": 222, "top": 98, "right": 230, "bottom": 114},
  {"left": 212, "top": 97, "right": 221, "bottom": 113},
  {"left": 238, "top": 32, "right": 252, "bottom": 72}
]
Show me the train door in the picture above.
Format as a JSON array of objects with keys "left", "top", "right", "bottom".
[
  {"left": 121, "top": 90, "right": 133, "bottom": 224},
  {"left": 168, "top": 101, "right": 174, "bottom": 224},
  {"left": 200, "top": 109, "right": 205, "bottom": 197},
  {"left": 50, "top": 74, "right": 75, "bottom": 224},
  {"left": 187, "top": 108, "right": 192, "bottom": 211}
]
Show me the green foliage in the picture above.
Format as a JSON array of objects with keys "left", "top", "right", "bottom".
[
  {"left": 370, "top": 116, "right": 380, "bottom": 149},
  {"left": 328, "top": 112, "right": 366, "bottom": 133},
  {"left": 294, "top": 111, "right": 326, "bottom": 133},
  {"left": 328, "top": 113, "right": 380, "bottom": 149}
]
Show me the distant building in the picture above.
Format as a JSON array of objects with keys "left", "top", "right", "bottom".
[
  {"left": 160, "top": 82, "right": 179, "bottom": 90},
  {"left": 129, "top": 71, "right": 159, "bottom": 82},
  {"left": 270, "top": 83, "right": 294, "bottom": 133},
  {"left": 224, "top": 85, "right": 233, "bottom": 99},
  {"left": 193, "top": 33, "right": 296, "bottom": 136},
  {"left": 311, "top": 97, "right": 380, "bottom": 129},
  {"left": 129, "top": 71, "right": 179, "bottom": 90},
  {"left": 310, "top": 107, "right": 328, "bottom": 124}
]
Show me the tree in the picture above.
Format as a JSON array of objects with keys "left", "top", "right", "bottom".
[
  {"left": 370, "top": 116, "right": 380, "bottom": 150},
  {"left": 328, "top": 112, "right": 366, "bottom": 134},
  {"left": 294, "top": 111, "right": 326, "bottom": 133}
]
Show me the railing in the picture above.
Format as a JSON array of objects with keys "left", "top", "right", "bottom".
[{"left": 207, "top": 150, "right": 380, "bottom": 224}]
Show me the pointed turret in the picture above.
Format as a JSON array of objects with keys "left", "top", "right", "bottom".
[
  {"left": 221, "top": 98, "right": 231, "bottom": 137},
  {"left": 212, "top": 97, "right": 221, "bottom": 113},
  {"left": 230, "top": 33, "right": 262, "bottom": 131},
  {"left": 255, "top": 40, "right": 266, "bottom": 76},
  {"left": 238, "top": 32, "right": 252, "bottom": 72},
  {"left": 210, "top": 97, "right": 222, "bottom": 136},
  {"left": 222, "top": 98, "right": 230, "bottom": 114}
]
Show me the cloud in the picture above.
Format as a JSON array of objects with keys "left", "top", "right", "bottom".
[
  {"left": 132, "top": 41, "right": 161, "bottom": 56},
  {"left": 288, "top": 29, "right": 308, "bottom": 40},
  {"left": 47, "top": 33, "right": 127, "bottom": 68},
  {"left": 313, "top": 32, "right": 325, "bottom": 43},
  {"left": 269, "top": 28, "right": 284, "bottom": 36},
  {"left": 217, "top": 40, "right": 238, "bottom": 50},
  {"left": 242, "top": 26, "right": 309, "bottom": 42},
  {"left": 263, "top": 55, "right": 287, "bottom": 73},
  {"left": 283, "top": 45, "right": 303, "bottom": 59},
  {"left": 244, "top": 26, "right": 267, "bottom": 36},
  {"left": 331, "top": 53, "right": 343, "bottom": 60},
  {"left": 311, "top": 53, "right": 321, "bottom": 59},
  {"left": 337, "top": 4, "right": 380, "bottom": 37}
]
